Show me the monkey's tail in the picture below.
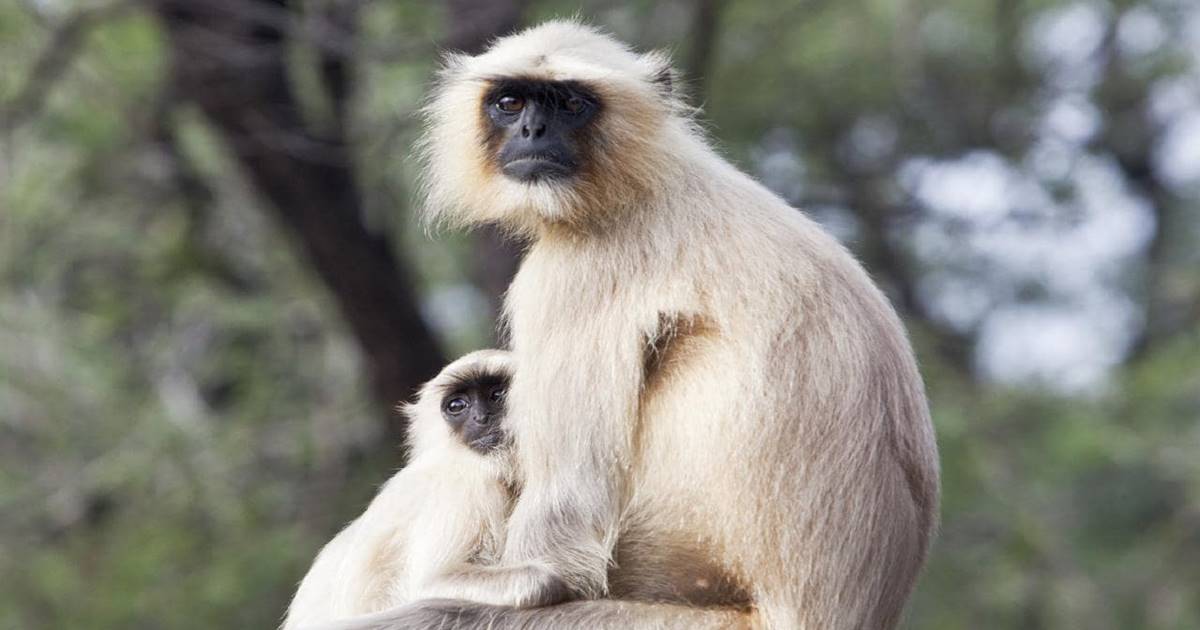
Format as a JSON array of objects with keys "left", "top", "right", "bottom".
[{"left": 320, "top": 599, "right": 759, "bottom": 630}]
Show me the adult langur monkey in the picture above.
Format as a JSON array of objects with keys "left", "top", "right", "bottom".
[
  {"left": 334, "top": 20, "right": 940, "bottom": 630},
  {"left": 284, "top": 351, "right": 518, "bottom": 628}
]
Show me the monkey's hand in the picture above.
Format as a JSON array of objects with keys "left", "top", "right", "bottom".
[{"left": 414, "top": 562, "right": 573, "bottom": 608}]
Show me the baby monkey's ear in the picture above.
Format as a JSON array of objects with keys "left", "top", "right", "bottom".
[{"left": 395, "top": 400, "right": 420, "bottom": 424}]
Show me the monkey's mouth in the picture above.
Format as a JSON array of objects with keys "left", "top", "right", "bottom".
[
  {"left": 502, "top": 157, "right": 575, "bottom": 183},
  {"left": 469, "top": 430, "right": 505, "bottom": 454}
]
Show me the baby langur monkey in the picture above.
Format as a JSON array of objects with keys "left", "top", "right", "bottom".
[{"left": 282, "top": 350, "right": 517, "bottom": 630}]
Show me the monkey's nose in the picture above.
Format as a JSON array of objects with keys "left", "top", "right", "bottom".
[{"left": 521, "top": 122, "right": 546, "bottom": 139}]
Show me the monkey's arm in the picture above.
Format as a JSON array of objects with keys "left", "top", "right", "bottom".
[
  {"left": 360, "top": 319, "right": 649, "bottom": 617},
  {"left": 500, "top": 302, "right": 672, "bottom": 595},
  {"left": 424, "top": 305, "right": 656, "bottom": 610},
  {"left": 398, "top": 439, "right": 590, "bottom": 609},
  {"left": 402, "top": 460, "right": 515, "bottom": 596}
]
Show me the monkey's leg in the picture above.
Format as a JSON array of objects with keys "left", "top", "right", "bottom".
[{"left": 314, "top": 599, "right": 758, "bottom": 630}]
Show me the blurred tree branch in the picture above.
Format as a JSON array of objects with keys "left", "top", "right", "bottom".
[
  {"left": 442, "top": 0, "right": 528, "bottom": 52},
  {"left": 152, "top": 0, "right": 444, "bottom": 441},
  {"left": 1, "top": 1, "right": 135, "bottom": 132},
  {"left": 315, "top": 0, "right": 360, "bottom": 131}
]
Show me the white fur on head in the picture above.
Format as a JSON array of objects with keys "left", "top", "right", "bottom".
[
  {"left": 420, "top": 20, "right": 690, "bottom": 236},
  {"left": 403, "top": 349, "right": 514, "bottom": 459}
]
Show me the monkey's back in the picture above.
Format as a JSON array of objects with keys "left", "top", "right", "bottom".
[{"left": 640, "top": 170, "right": 937, "bottom": 629}]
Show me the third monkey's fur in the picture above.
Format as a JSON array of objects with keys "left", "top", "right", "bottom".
[{"left": 346, "top": 20, "right": 940, "bottom": 630}]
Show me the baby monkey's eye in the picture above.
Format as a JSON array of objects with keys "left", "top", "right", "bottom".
[
  {"left": 496, "top": 95, "right": 525, "bottom": 113},
  {"left": 489, "top": 386, "right": 507, "bottom": 402},
  {"left": 444, "top": 396, "right": 469, "bottom": 415}
]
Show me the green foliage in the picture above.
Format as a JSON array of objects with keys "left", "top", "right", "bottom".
[{"left": 911, "top": 335, "right": 1200, "bottom": 629}]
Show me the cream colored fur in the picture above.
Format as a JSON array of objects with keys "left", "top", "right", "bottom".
[
  {"left": 341, "top": 19, "right": 940, "bottom": 630},
  {"left": 282, "top": 351, "right": 515, "bottom": 630}
]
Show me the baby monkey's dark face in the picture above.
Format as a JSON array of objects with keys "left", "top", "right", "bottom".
[
  {"left": 441, "top": 372, "right": 508, "bottom": 454},
  {"left": 483, "top": 79, "right": 600, "bottom": 183}
]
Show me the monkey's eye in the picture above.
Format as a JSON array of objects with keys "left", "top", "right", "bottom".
[
  {"left": 496, "top": 95, "right": 525, "bottom": 114},
  {"left": 489, "top": 386, "right": 506, "bottom": 402},
  {"left": 563, "top": 96, "right": 586, "bottom": 114},
  {"left": 444, "top": 396, "right": 469, "bottom": 415}
]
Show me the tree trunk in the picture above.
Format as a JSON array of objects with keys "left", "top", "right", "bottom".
[{"left": 154, "top": 0, "right": 444, "bottom": 443}]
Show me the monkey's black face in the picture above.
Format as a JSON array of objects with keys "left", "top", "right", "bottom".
[
  {"left": 483, "top": 79, "right": 600, "bottom": 183},
  {"left": 440, "top": 374, "right": 508, "bottom": 454}
]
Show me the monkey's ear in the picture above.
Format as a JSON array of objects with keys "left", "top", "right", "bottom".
[
  {"left": 641, "top": 50, "right": 678, "bottom": 98},
  {"left": 395, "top": 400, "right": 420, "bottom": 423},
  {"left": 653, "top": 66, "right": 676, "bottom": 96}
]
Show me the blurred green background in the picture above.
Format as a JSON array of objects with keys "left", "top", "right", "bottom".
[{"left": 1, "top": 0, "right": 1198, "bottom": 628}]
